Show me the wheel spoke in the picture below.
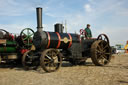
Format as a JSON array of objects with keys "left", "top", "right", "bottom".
[
  {"left": 51, "top": 63, "right": 56, "bottom": 70},
  {"left": 100, "top": 42, "right": 104, "bottom": 49},
  {"left": 105, "top": 53, "right": 111, "bottom": 55},
  {"left": 101, "top": 55, "right": 109, "bottom": 62},
  {"left": 23, "top": 32, "right": 27, "bottom": 36},
  {"left": 44, "top": 58, "right": 49, "bottom": 61},
  {"left": 46, "top": 55, "right": 52, "bottom": 60},
  {"left": 97, "top": 45, "right": 101, "bottom": 51},
  {"left": 97, "top": 52, "right": 109, "bottom": 65},
  {"left": 49, "top": 63, "right": 54, "bottom": 70},
  {"left": 51, "top": 51, "right": 56, "bottom": 57},
  {"left": 96, "top": 49, "right": 100, "bottom": 53},
  {"left": 23, "top": 36, "right": 28, "bottom": 41},
  {"left": 46, "top": 63, "right": 50, "bottom": 70},
  {"left": 101, "top": 58, "right": 104, "bottom": 64},
  {"left": 57, "top": 62, "right": 61, "bottom": 64},
  {"left": 98, "top": 58, "right": 103, "bottom": 64},
  {"left": 103, "top": 44, "right": 108, "bottom": 50},
  {"left": 98, "top": 57, "right": 104, "bottom": 64},
  {"left": 29, "top": 33, "right": 34, "bottom": 37},
  {"left": 27, "top": 29, "right": 29, "bottom": 35}
]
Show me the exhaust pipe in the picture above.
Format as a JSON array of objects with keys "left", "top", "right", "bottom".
[{"left": 36, "top": 7, "right": 43, "bottom": 32}]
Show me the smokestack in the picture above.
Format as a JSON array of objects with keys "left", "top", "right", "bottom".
[{"left": 36, "top": 7, "right": 43, "bottom": 31}]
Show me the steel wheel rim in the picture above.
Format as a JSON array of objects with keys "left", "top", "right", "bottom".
[
  {"left": 22, "top": 51, "right": 39, "bottom": 70},
  {"left": 41, "top": 49, "right": 62, "bottom": 72},
  {"left": 96, "top": 41, "right": 111, "bottom": 65}
]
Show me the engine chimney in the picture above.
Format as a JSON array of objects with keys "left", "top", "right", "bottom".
[{"left": 36, "top": 7, "right": 43, "bottom": 32}]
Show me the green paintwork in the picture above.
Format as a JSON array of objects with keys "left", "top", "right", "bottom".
[
  {"left": 0, "top": 40, "right": 17, "bottom": 53},
  {"left": 20, "top": 28, "right": 34, "bottom": 46},
  {"left": 6, "top": 40, "right": 17, "bottom": 45},
  {"left": 0, "top": 47, "right": 16, "bottom": 53}
]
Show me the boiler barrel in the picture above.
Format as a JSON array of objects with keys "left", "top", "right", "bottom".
[{"left": 33, "top": 31, "right": 80, "bottom": 49}]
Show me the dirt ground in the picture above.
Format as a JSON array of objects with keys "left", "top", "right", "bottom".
[{"left": 0, "top": 53, "right": 128, "bottom": 85}]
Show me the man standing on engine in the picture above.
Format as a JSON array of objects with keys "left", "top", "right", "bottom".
[{"left": 85, "top": 24, "right": 92, "bottom": 39}]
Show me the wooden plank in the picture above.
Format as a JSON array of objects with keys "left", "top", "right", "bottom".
[{"left": 0, "top": 39, "right": 6, "bottom": 44}]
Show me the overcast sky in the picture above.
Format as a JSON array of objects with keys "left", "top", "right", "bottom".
[{"left": 0, "top": 0, "right": 128, "bottom": 46}]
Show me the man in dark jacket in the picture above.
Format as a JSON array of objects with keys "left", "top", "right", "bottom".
[{"left": 85, "top": 24, "right": 92, "bottom": 39}]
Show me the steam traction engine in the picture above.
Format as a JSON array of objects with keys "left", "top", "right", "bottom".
[
  {"left": 0, "top": 28, "right": 34, "bottom": 64},
  {"left": 22, "top": 7, "right": 112, "bottom": 72}
]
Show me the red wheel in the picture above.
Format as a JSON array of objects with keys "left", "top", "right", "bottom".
[{"left": 80, "top": 29, "right": 85, "bottom": 35}]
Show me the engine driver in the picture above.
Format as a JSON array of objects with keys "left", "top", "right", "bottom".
[{"left": 85, "top": 24, "right": 92, "bottom": 39}]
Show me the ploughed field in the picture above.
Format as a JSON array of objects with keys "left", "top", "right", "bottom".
[{"left": 0, "top": 54, "right": 128, "bottom": 85}]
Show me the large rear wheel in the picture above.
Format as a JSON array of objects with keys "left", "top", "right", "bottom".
[
  {"left": 91, "top": 40, "right": 111, "bottom": 66},
  {"left": 40, "top": 49, "right": 62, "bottom": 72}
]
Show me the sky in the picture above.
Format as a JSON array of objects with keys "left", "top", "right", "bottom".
[{"left": 0, "top": 0, "right": 128, "bottom": 46}]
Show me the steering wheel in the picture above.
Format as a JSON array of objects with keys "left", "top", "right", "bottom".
[
  {"left": 80, "top": 29, "right": 86, "bottom": 35},
  {"left": 0, "top": 29, "right": 9, "bottom": 39},
  {"left": 20, "top": 28, "right": 34, "bottom": 46},
  {"left": 97, "top": 34, "right": 109, "bottom": 44}
]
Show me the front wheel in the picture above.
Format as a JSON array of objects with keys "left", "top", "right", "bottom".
[
  {"left": 22, "top": 50, "right": 39, "bottom": 70},
  {"left": 40, "top": 49, "right": 62, "bottom": 72}
]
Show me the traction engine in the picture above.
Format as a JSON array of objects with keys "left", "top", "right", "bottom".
[
  {"left": 0, "top": 28, "right": 34, "bottom": 64},
  {"left": 22, "top": 7, "right": 112, "bottom": 72}
]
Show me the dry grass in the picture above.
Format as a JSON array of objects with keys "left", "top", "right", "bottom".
[{"left": 0, "top": 54, "right": 128, "bottom": 85}]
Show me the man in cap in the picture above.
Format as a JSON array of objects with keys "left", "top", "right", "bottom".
[{"left": 85, "top": 24, "right": 92, "bottom": 39}]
